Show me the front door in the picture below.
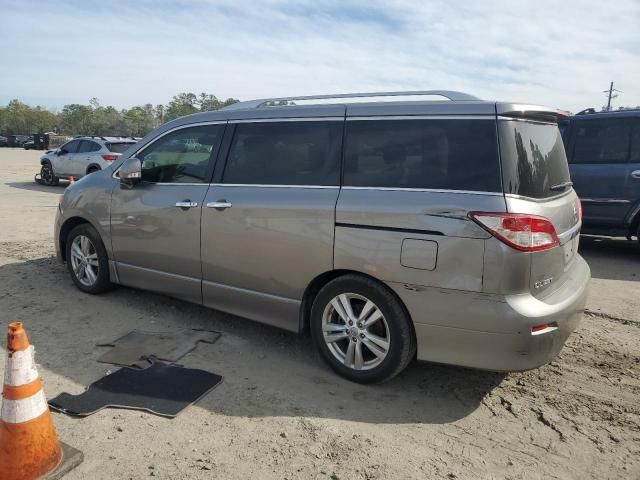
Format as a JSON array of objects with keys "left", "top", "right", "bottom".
[
  {"left": 110, "top": 123, "right": 226, "bottom": 304},
  {"left": 57, "top": 139, "right": 81, "bottom": 176},
  {"left": 201, "top": 119, "right": 343, "bottom": 330}
]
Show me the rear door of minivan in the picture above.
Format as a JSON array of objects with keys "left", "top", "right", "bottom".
[
  {"left": 200, "top": 109, "right": 344, "bottom": 331},
  {"left": 496, "top": 106, "right": 582, "bottom": 298},
  {"left": 567, "top": 115, "right": 635, "bottom": 228},
  {"left": 334, "top": 103, "right": 507, "bottom": 330}
]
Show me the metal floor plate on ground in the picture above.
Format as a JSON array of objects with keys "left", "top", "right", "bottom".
[
  {"left": 96, "top": 329, "right": 221, "bottom": 367},
  {"left": 48, "top": 361, "right": 223, "bottom": 418}
]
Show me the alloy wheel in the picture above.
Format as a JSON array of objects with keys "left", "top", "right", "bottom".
[
  {"left": 321, "top": 293, "right": 391, "bottom": 371},
  {"left": 69, "top": 235, "right": 99, "bottom": 287}
]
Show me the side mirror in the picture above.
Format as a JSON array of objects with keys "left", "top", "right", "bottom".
[
  {"left": 119, "top": 157, "right": 142, "bottom": 186},
  {"left": 58, "top": 148, "right": 67, "bottom": 155}
]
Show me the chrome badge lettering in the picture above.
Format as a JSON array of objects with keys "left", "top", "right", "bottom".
[{"left": 535, "top": 277, "right": 553, "bottom": 289}]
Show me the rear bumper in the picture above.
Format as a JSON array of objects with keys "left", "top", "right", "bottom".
[{"left": 389, "top": 255, "right": 591, "bottom": 371}]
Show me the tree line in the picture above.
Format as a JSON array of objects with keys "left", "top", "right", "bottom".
[{"left": 0, "top": 93, "right": 240, "bottom": 138}]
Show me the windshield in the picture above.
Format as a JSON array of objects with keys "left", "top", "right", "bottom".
[
  {"left": 498, "top": 120, "right": 571, "bottom": 199},
  {"left": 106, "top": 142, "right": 135, "bottom": 154}
]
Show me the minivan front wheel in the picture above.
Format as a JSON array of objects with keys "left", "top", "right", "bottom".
[
  {"left": 311, "top": 275, "right": 416, "bottom": 384},
  {"left": 65, "top": 224, "right": 111, "bottom": 294}
]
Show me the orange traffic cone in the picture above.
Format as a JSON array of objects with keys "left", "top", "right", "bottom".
[{"left": 0, "top": 322, "right": 82, "bottom": 480}]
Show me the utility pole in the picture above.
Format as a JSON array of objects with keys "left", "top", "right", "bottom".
[{"left": 603, "top": 81, "right": 621, "bottom": 111}]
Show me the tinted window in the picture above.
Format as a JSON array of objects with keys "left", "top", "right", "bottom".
[
  {"left": 223, "top": 121, "right": 341, "bottom": 186},
  {"left": 499, "top": 120, "right": 570, "bottom": 198},
  {"left": 571, "top": 119, "right": 631, "bottom": 164},
  {"left": 78, "top": 140, "right": 101, "bottom": 153},
  {"left": 62, "top": 140, "right": 80, "bottom": 153},
  {"left": 138, "top": 125, "right": 224, "bottom": 183},
  {"left": 343, "top": 119, "right": 500, "bottom": 192},
  {"left": 107, "top": 142, "right": 135, "bottom": 154},
  {"left": 630, "top": 121, "right": 640, "bottom": 163}
]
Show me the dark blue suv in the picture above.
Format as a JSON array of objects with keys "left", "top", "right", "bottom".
[{"left": 563, "top": 110, "right": 640, "bottom": 243}]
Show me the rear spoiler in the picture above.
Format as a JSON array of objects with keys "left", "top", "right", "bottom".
[{"left": 496, "top": 104, "right": 569, "bottom": 124}]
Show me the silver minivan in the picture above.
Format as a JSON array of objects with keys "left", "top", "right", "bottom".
[{"left": 55, "top": 91, "right": 590, "bottom": 383}]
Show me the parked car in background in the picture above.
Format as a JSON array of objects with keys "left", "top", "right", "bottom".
[
  {"left": 8, "top": 135, "right": 32, "bottom": 147},
  {"left": 563, "top": 109, "right": 640, "bottom": 244},
  {"left": 39, "top": 136, "right": 138, "bottom": 185},
  {"left": 0, "top": 136, "right": 8, "bottom": 147},
  {"left": 23, "top": 139, "right": 35, "bottom": 150},
  {"left": 54, "top": 91, "right": 589, "bottom": 383}
]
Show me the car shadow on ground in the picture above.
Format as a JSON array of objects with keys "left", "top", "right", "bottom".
[
  {"left": 579, "top": 235, "right": 639, "bottom": 282},
  {"left": 0, "top": 256, "right": 505, "bottom": 425},
  {"left": 6, "top": 181, "right": 70, "bottom": 193}
]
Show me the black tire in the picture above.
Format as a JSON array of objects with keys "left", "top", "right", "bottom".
[
  {"left": 40, "top": 161, "right": 59, "bottom": 186},
  {"left": 310, "top": 274, "right": 416, "bottom": 384},
  {"left": 65, "top": 223, "right": 112, "bottom": 294}
]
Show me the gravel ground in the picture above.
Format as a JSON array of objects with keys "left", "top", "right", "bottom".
[{"left": 0, "top": 148, "right": 638, "bottom": 480}]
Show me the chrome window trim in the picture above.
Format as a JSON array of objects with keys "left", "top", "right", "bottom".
[
  {"left": 341, "top": 186, "right": 503, "bottom": 196},
  {"left": 346, "top": 115, "right": 494, "bottom": 121},
  {"left": 581, "top": 198, "right": 631, "bottom": 204},
  {"left": 504, "top": 191, "right": 573, "bottom": 202},
  {"left": 112, "top": 120, "right": 227, "bottom": 180},
  {"left": 496, "top": 116, "right": 558, "bottom": 125},
  {"left": 212, "top": 183, "right": 339, "bottom": 189},
  {"left": 229, "top": 117, "right": 344, "bottom": 124}
]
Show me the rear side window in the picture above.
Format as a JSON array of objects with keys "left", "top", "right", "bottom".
[
  {"left": 343, "top": 119, "right": 501, "bottom": 192},
  {"left": 107, "top": 142, "right": 135, "bottom": 154},
  {"left": 499, "top": 121, "right": 570, "bottom": 199},
  {"left": 223, "top": 121, "right": 342, "bottom": 186},
  {"left": 571, "top": 119, "right": 631, "bottom": 164},
  {"left": 78, "top": 140, "right": 101, "bottom": 153}
]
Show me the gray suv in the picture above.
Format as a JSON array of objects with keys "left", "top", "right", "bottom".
[
  {"left": 39, "top": 136, "right": 138, "bottom": 186},
  {"left": 54, "top": 91, "right": 590, "bottom": 383}
]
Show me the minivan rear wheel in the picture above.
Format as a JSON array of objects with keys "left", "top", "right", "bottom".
[
  {"left": 310, "top": 275, "right": 416, "bottom": 384},
  {"left": 65, "top": 224, "right": 112, "bottom": 294}
]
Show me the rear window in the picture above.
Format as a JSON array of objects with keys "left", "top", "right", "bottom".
[
  {"left": 498, "top": 120, "right": 570, "bottom": 199},
  {"left": 343, "top": 119, "right": 501, "bottom": 192},
  {"left": 107, "top": 142, "right": 135, "bottom": 154}
]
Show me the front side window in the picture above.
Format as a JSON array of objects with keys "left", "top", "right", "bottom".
[
  {"left": 223, "top": 121, "right": 342, "bottom": 186},
  {"left": 138, "top": 125, "right": 224, "bottom": 183},
  {"left": 61, "top": 140, "right": 80, "bottom": 154},
  {"left": 572, "top": 119, "right": 631, "bottom": 164},
  {"left": 343, "top": 119, "right": 501, "bottom": 192}
]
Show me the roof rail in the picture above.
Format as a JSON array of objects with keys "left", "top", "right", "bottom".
[{"left": 221, "top": 90, "right": 481, "bottom": 111}]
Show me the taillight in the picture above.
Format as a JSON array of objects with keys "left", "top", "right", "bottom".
[
  {"left": 468, "top": 212, "right": 560, "bottom": 252},
  {"left": 577, "top": 200, "right": 582, "bottom": 221},
  {"left": 101, "top": 154, "right": 119, "bottom": 161}
]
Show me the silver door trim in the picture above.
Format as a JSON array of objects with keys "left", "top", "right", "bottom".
[
  {"left": 504, "top": 191, "right": 573, "bottom": 202},
  {"left": 206, "top": 201, "right": 232, "bottom": 209},
  {"left": 346, "top": 115, "right": 494, "bottom": 121},
  {"left": 229, "top": 117, "right": 344, "bottom": 124},
  {"left": 581, "top": 198, "right": 631, "bottom": 204},
  {"left": 342, "top": 186, "right": 503, "bottom": 196},
  {"left": 212, "top": 183, "right": 339, "bottom": 189}
]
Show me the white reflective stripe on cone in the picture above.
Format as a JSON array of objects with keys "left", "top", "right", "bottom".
[
  {"left": 0, "top": 390, "right": 48, "bottom": 424},
  {"left": 3, "top": 345, "right": 39, "bottom": 386}
]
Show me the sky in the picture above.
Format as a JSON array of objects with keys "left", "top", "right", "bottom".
[{"left": 1, "top": 0, "right": 639, "bottom": 113}]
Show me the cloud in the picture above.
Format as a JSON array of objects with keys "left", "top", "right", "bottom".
[{"left": 1, "top": 0, "right": 638, "bottom": 112}]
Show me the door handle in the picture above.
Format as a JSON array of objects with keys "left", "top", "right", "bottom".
[
  {"left": 206, "top": 200, "right": 232, "bottom": 210},
  {"left": 631, "top": 170, "right": 640, "bottom": 179},
  {"left": 175, "top": 201, "right": 198, "bottom": 209}
]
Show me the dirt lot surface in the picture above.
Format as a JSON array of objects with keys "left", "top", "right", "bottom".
[{"left": 0, "top": 148, "right": 639, "bottom": 480}]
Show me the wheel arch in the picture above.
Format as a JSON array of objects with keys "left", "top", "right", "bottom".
[
  {"left": 299, "top": 269, "right": 416, "bottom": 338},
  {"left": 86, "top": 164, "right": 102, "bottom": 174}
]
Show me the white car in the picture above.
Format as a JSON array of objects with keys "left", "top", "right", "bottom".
[{"left": 39, "top": 136, "right": 138, "bottom": 186}]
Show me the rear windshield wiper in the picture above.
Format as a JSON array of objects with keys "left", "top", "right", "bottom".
[{"left": 549, "top": 181, "right": 573, "bottom": 191}]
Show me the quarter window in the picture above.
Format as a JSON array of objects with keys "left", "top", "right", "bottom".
[
  {"left": 343, "top": 119, "right": 501, "bottom": 192},
  {"left": 138, "top": 125, "right": 224, "bottom": 183},
  {"left": 572, "top": 119, "right": 631, "bottom": 164},
  {"left": 223, "top": 121, "right": 342, "bottom": 186}
]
